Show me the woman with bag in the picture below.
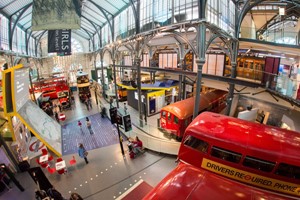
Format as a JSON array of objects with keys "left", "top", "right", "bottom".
[{"left": 78, "top": 143, "right": 88, "bottom": 164}]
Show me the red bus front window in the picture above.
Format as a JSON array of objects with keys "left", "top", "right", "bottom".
[
  {"left": 183, "top": 135, "right": 209, "bottom": 153},
  {"left": 167, "top": 112, "right": 171, "bottom": 121},
  {"left": 275, "top": 163, "right": 300, "bottom": 180},
  {"left": 211, "top": 146, "right": 242, "bottom": 163},
  {"left": 242, "top": 156, "right": 275, "bottom": 173},
  {"left": 174, "top": 116, "right": 179, "bottom": 124},
  {"left": 162, "top": 111, "right": 166, "bottom": 119}
]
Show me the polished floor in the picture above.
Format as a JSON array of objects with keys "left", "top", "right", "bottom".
[{"left": 1, "top": 92, "right": 177, "bottom": 200}]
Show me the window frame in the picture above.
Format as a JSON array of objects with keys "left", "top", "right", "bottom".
[
  {"left": 242, "top": 156, "right": 275, "bottom": 173},
  {"left": 210, "top": 146, "right": 242, "bottom": 164},
  {"left": 183, "top": 135, "right": 209, "bottom": 153}
]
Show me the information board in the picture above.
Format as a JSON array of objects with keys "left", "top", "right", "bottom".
[{"left": 14, "top": 67, "right": 30, "bottom": 111}]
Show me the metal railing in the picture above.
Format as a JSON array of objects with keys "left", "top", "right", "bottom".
[{"left": 240, "top": 26, "right": 299, "bottom": 46}]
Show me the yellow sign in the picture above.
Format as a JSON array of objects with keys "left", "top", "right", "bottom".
[{"left": 201, "top": 158, "right": 300, "bottom": 197}]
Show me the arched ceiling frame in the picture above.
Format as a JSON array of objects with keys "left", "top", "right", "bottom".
[
  {"left": 88, "top": 0, "right": 113, "bottom": 37},
  {"left": 9, "top": 3, "right": 32, "bottom": 50},
  {"left": 35, "top": 30, "right": 47, "bottom": 56},
  {"left": 81, "top": 19, "right": 96, "bottom": 34},
  {"left": 25, "top": 30, "right": 33, "bottom": 55},
  {"left": 257, "top": 13, "right": 299, "bottom": 35},
  {"left": 81, "top": 27, "right": 95, "bottom": 51},
  {"left": 237, "top": 0, "right": 300, "bottom": 37},
  {"left": 82, "top": 15, "right": 102, "bottom": 48}
]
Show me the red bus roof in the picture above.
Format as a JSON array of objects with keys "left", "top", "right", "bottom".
[
  {"left": 143, "top": 163, "right": 294, "bottom": 200},
  {"left": 161, "top": 90, "right": 227, "bottom": 120},
  {"left": 186, "top": 112, "right": 300, "bottom": 166}
]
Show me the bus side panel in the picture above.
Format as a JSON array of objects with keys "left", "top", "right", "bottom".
[{"left": 143, "top": 163, "right": 204, "bottom": 200}]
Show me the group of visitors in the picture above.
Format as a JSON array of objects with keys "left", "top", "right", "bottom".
[
  {"left": 35, "top": 187, "right": 83, "bottom": 200},
  {"left": 128, "top": 136, "right": 144, "bottom": 159},
  {"left": 77, "top": 117, "right": 93, "bottom": 134}
]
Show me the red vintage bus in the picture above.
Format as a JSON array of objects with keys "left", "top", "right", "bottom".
[
  {"left": 160, "top": 89, "right": 227, "bottom": 140},
  {"left": 144, "top": 163, "right": 296, "bottom": 200},
  {"left": 145, "top": 112, "right": 300, "bottom": 199},
  {"left": 31, "top": 77, "right": 70, "bottom": 100}
]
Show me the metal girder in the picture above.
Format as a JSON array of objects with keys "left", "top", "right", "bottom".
[
  {"left": 80, "top": 27, "right": 92, "bottom": 39},
  {"left": 9, "top": 3, "right": 32, "bottom": 50},
  {"left": 198, "top": 0, "right": 207, "bottom": 19},
  {"left": 266, "top": 89, "right": 300, "bottom": 107},
  {"left": 82, "top": 14, "right": 101, "bottom": 49},
  {"left": 237, "top": 0, "right": 264, "bottom": 33},
  {"left": 35, "top": 30, "right": 47, "bottom": 56},
  {"left": 72, "top": 31, "right": 90, "bottom": 41},
  {"left": 172, "top": 31, "right": 198, "bottom": 57},
  {"left": 129, "top": 0, "right": 140, "bottom": 34},
  {"left": 26, "top": 30, "right": 32, "bottom": 55},
  {"left": 237, "top": 0, "right": 300, "bottom": 35},
  {"left": 115, "top": 65, "right": 263, "bottom": 88},
  {"left": 9, "top": 2, "right": 32, "bottom": 18},
  {"left": 257, "top": 13, "right": 299, "bottom": 35},
  {"left": 88, "top": 0, "right": 113, "bottom": 37}
]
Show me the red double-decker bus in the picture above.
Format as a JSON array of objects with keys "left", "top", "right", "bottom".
[
  {"left": 160, "top": 90, "right": 227, "bottom": 140},
  {"left": 144, "top": 112, "right": 300, "bottom": 199}
]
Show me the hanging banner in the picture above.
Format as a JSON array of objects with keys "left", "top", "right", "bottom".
[
  {"left": 32, "top": 0, "right": 81, "bottom": 31},
  {"left": 48, "top": 30, "right": 71, "bottom": 55}
]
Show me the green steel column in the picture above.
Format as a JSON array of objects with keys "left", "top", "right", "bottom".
[
  {"left": 100, "top": 52, "right": 106, "bottom": 99},
  {"left": 193, "top": 23, "right": 206, "bottom": 119},
  {"left": 135, "top": 56, "right": 144, "bottom": 127},
  {"left": 112, "top": 57, "right": 119, "bottom": 108},
  {"left": 225, "top": 41, "right": 238, "bottom": 116}
]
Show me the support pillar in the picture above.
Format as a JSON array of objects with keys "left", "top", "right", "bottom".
[
  {"left": 94, "top": 54, "right": 98, "bottom": 105},
  {"left": 100, "top": 52, "right": 106, "bottom": 99},
  {"left": 112, "top": 58, "right": 119, "bottom": 108},
  {"left": 193, "top": 23, "right": 206, "bottom": 119},
  {"left": 225, "top": 41, "right": 238, "bottom": 116},
  {"left": 135, "top": 57, "right": 143, "bottom": 127}
]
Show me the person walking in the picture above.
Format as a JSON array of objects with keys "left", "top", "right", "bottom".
[
  {"left": 70, "top": 192, "right": 83, "bottom": 200},
  {"left": 87, "top": 97, "right": 92, "bottom": 109},
  {"left": 78, "top": 143, "right": 88, "bottom": 164},
  {"left": 77, "top": 120, "right": 82, "bottom": 132},
  {"left": 86, "top": 117, "right": 93, "bottom": 134},
  {"left": 54, "top": 112, "right": 59, "bottom": 123},
  {"left": 84, "top": 98, "right": 89, "bottom": 111}
]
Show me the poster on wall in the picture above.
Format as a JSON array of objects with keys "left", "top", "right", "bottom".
[
  {"left": 18, "top": 100, "right": 62, "bottom": 156},
  {"left": 32, "top": 0, "right": 81, "bottom": 31}
]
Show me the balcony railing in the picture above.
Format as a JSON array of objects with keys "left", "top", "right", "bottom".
[{"left": 240, "top": 26, "right": 299, "bottom": 46}]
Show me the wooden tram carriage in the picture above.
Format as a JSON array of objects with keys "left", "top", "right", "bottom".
[{"left": 160, "top": 89, "right": 228, "bottom": 140}]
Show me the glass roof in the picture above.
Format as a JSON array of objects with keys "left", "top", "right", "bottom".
[{"left": 0, "top": 0, "right": 131, "bottom": 42}]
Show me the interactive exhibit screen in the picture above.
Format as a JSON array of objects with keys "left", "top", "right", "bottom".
[
  {"left": 14, "top": 67, "right": 30, "bottom": 111},
  {"left": 14, "top": 67, "right": 62, "bottom": 155}
]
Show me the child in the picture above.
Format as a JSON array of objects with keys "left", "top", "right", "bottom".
[{"left": 78, "top": 120, "right": 82, "bottom": 131}]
